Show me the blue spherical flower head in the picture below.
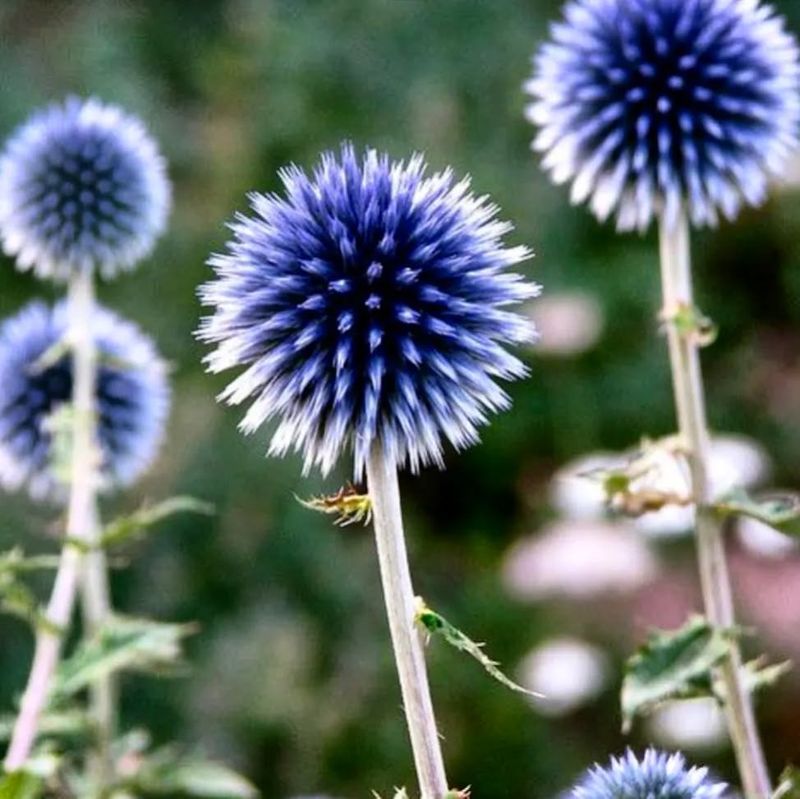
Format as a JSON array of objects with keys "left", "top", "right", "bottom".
[
  {"left": 0, "top": 302, "right": 170, "bottom": 500},
  {"left": 0, "top": 97, "right": 171, "bottom": 280},
  {"left": 572, "top": 749, "right": 726, "bottom": 799},
  {"left": 199, "top": 145, "right": 538, "bottom": 475},
  {"left": 527, "top": 0, "right": 800, "bottom": 231}
]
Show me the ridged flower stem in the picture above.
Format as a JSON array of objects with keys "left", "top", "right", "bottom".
[
  {"left": 3, "top": 270, "right": 109, "bottom": 775},
  {"left": 658, "top": 211, "right": 771, "bottom": 798},
  {"left": 366, "top": 441, "right": 449, "bottom": 799}
]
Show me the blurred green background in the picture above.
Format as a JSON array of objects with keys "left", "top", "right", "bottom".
[{"left": 1, "top": 1, "right": 800, "bottom": 796}]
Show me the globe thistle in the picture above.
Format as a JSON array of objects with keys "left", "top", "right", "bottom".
[
  {"left": 0, "top": 301, "right": 170, "bottom": 499},
  {"left": 0, "top": 97, "right": 170, "bottom": 280},
  {"left": 199, "top": 144, "right": 538, "bottom": 475},
  {"left": 526, "top": 0, "right": 800, "bottom": 231},
  {"left": 571, "top": 749, "right": 726, "bottom": 799}
]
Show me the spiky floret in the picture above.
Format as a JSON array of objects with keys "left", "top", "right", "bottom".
[
  {"left": 0, "top": 301, "right": 170, "bottom": 500},
  {"left": 0, "top": 97, "right": 170, "bottom": 280},
  {"left": 527, "top": 0, "right": 800, "bottom": 231},
  {"left": 199, "top": 144, "right": 538, "bottom": 475},
  {"left": 572, "top": 750, "right": 726, "bottom": 799}
]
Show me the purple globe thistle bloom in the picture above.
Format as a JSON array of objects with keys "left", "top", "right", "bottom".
[
  {"left": 0, "top": 301, "right": 170, "bottom": 499},
  {"left": 571, "top": 750, "right": 727, "bottom": 799},
  {"left": 526, "top": 0, "right": 800, "bottom": 231},
  {"left": 0, "top": 97, "right": 170, "bottom": 280},
  {"left": 199, "top": 145, "right": 538, "bottom": 475}
]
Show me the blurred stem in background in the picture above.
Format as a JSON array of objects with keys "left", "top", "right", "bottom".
[
  {"left": 2, "top": 269, "right": 114, "bottom": 790},
  {"left": 366, "top": 441, "right": 449, "bottom": 799},
  {"left": 658, "top": 211, "right": 771, "bottom": 799},
  {"left": 69, "top": 270, "right": 115, "bottom": 789}
]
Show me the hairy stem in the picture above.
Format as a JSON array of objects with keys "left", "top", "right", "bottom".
[
  {"left": 366, "top": 442, "right": 449, "bottom": 799},
  {"left": 4, "top": 270, "right": 102, "bottom": 772},
  {"left": 659, "top": 211, "right": 771, "bottom": 798}
]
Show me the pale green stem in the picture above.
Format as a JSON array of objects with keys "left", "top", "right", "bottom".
[
  {"left": 3, "top": 269, "right": 106, "bottom": 773},
  {"left": 659, "top": 211, "right": 771, "bottom": 798},
  {"left": 366, "top": 441, "right": 449, "bottom": 799}
]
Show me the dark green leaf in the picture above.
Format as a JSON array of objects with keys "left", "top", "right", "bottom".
[
  {"left": 621, "top": 615, "right": 734, "bottom": 732},
  {"left": 415, "top": 598, "right": 539, "bottom": 699}
]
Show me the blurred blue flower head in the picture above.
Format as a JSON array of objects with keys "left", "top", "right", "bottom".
[
  {"left": 527, "top": 0, "right": 800, "bottom": 231},
  {"left": 0, "top": 302, "right": 170, "bottom": 500},
  {"left": 199, "top": 144, "right": 538, "bottom": 475},
  {"left": 0, "top": 97, "right": 170, "bottom": 281},
  {"left": 572, "top": 749, "right": 726, "bottom": 799}
]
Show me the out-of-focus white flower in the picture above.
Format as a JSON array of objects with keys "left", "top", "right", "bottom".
[
  {"left": 646, "top": 697, "right": 727, "bottom": 752},
  {"left": 737, "top": 516, "right": 798, "bottom": 559},
  {"left": 526, "top": 291, "right": 604, "bottom": 356},
  {"left": 518, "top": 637, "right": 609, "bottom": 716},
  {"left": 501, "top": 520, "right": 658, "bottom": 601},
  {"left": 550, "top": 435, "right": 770, "bottom": 539}
]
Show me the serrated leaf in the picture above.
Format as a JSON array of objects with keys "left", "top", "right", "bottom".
[
  {"left": 371, "top": 789, "right": 408, "bottom": 799},
  {"left": 621, "top": 615, "right": 734, "bottom": 733},
  {"left": 101, "top": 497, "right": 215, "bottom": 549},
  {"left": 52, "top": 616, "right": 197, "bottom": 701},
  {"left": 716, "top": 488, "right": 800, "bottom": 537},
  {"left": 127, "top": 748, "right": 258, "bottom": 798},
  {"left": 415, "top": 598, "right": 540, "bottom": 699},
  {"left": 775, "top": 767, "right": 800, "bottom": 799}
]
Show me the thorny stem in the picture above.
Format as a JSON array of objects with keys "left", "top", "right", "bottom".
[
  {"left": 659, "top": 211, "right": 771, "bottom": 798},
  {"left": 366, "top": 441, "right": 449, "bottom": 799}
]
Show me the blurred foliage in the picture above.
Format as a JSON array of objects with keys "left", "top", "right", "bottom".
[{"left": 1, "top": 1, "right": 800, "bottom": 797}]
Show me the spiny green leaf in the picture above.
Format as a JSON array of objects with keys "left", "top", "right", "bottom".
[
  {"left": 774, "top": 766, "right": 800, "bottom": 799},
  {"left": 53, "top": 616, "right": 197, "bottom": 701},
  {"left": 415, "top": 598, "right": 539, "bottom": 699},
  {"left": 371, "top": 789, "right": 408, "bottom": 799},
  {"left": 621, "top": 615, "right": 734, "bottom": 733},
  {"left": 122, "top": 747, "right": 258, "bottom": 798},
  {"left": 101, "top": 497, "right": 215, "bottom": 549},
  {"left": 715, "top": 488, "right": 800, "bottom": 537}
]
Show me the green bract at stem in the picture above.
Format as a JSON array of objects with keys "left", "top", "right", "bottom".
[
  {"left": 658, "top": 211, "right": 771, "bottom": 798},
  {"left": 366, "top": 441, "right": 449, "bottom": 799}
]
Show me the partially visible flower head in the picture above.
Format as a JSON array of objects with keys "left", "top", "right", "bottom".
[
  {"left": 572, "top": 749, "right": 726, "bottom": 799},
  {"left": 527, "top": 0, "right": 800, "bottom": 231},
  {"left": 0, "top": 301, "right": 170, "bottom": 499},
  {"left": 0, "top": 97, "right": 170, "bottom": 280},
  {"left": 199, "top": 144, "right": 538, "bottom": 475}
]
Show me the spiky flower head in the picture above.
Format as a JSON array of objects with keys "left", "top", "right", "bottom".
[
  {"left": 0, "top": 97, "right": 170, "bottom": 280},
  {"left": 199, "top": 144, "right": 538, "bottom": 475},
  {"left": 0, "top": 301, "right": 170, "bottom": 500},
  {"left": 527, "top": 0, "right": 800, "bottom": 231},
  {"left": 571, "top": 750, "right": 726, "bottom": 799}
]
